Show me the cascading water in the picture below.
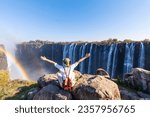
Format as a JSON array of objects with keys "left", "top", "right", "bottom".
[
  {"left": 68, "top": 43, "right": 74, "bottom": 61},
  {"left": 139, "top": 42, "right": 145, "bottom": 68},
  {"left": 63, "top": 44, "right": 68, "bottom": 59},
  {"left": 106, "top": 44, "right": 114, "bottom": 75},
  {"left": 102, "top": 45, "right": 108, "bottom": 70},
  {"left": 63, "top": 44, "right": 77, "bottom": 64},
  {"left": 79, "top": 45, "right": 84, "bottom": 72},
  {"left": 80, "top": 43, "right": 87, "bottom": 73},
  {"left": 1, "top": 42, "right": 29, "bottom": 80},
  {"left": 111, "top": 44, "right": 118, "bottom": 78},
  {"left": 123, "top": 43, "right": 135, "bottom": 75},
  {"left": 6, "top": 46, "right": 23, "bottom": 79},
  {"left": 72, "top": 44, "right": 77, "bottom": 63},
  {"left": 88, "top": 44, "right": 93, "bottom": 74}
]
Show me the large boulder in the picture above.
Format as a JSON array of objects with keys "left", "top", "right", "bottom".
[
  {"left": 124, "top": 68, "right": 150, "bottom": 93},
  {"left": 96, "top": 68, "right": 110, "bottom": 79},
  {"left": 72, "top": 74, "right": 121, "bottom": 100},
  {"left": 119, "top": 87, "right": 141, "bottom": 100},
  {"left": 38, "top": 70, "right": 82, "bottom": 88},
  {"left": 34, "top": 71, "right": 82, "bottom": 100},
  {"left": 33, "top": 84, "right": 72, "bottom": 100},
  {"left": 119, "top": 87, "right": 150, "bottom": 100},
  {"left": 31, "top": 71, "right": 120, "bottom": 100},
  {"left": 74, "top": 70, "right": 82, "bottom": 79},
  {"left": 37, "top": 74, "right": 58, "bottom": 88}
]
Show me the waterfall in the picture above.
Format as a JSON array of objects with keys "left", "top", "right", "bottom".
[
  {"left": 63, "top": 44, "right": 78, "bottom": 65},
  {"left": 88, "top": 44, "right": 93, "bottom": 74},
  {"left": 139, "top": 42, "right": 145, "bottom": 68},
  {"left": 102, "top": 45, "right": 107, "bottom": 70},
  {"left": 68, "top": 43, "right": 74, "bottom": 62},
  {"left": 2, "top": 42, "right": 26, "bottom": 80},
  {"left": 111, "top": 44, "right": 118, "bottom": 78},
  {"left": 63, "top": 44, "right": 68, "bottom": 59},
  {"left": 123, "top": 43, "right": 135, "bottom": 74},
  {"left": 79, "top": 44, "right": 87, "bottom": 73},
  {"left": 15, "top": 41, "right": 149, "bottom": 80},
  {"left": 72, "top": 44, "right": 77, "bottom": 63},
  {"left": 106, "top": 44, "right": 114, "bottom": 74}
]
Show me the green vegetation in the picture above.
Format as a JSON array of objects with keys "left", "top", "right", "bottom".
[
  {"left": 0, "top": 51, "right": 4, "bottom": 58},
  {"left": 0, "top": 70, "right": 37, "bottom": 100},
  {"left": 143, "top": 39, "right": 150, "bottom": 43},
  {"left": 27, "top": 39, "right": 150, "bottom": 46},
  {"left": 0, "top": 70, "right": 9, "bottom": 85},
  {"left": 123, "top": 39, "right": 134, "bottom": 43}
]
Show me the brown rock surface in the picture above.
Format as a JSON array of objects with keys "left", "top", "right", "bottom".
[
  {"left": 72, "top": 74, "right": 120, "bottom": 100},
  {"left": 38, "top": 70, "right": 82, "bottom": 88},
  {"left": 37, "top": 74, "right": 58, "bottom": 88}
]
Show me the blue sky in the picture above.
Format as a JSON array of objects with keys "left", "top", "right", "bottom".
[{"left": 0, "top": 0, "right": 150, "bottom": 42}]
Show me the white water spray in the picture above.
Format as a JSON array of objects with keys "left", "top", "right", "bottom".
[{"left": 1, "top": 40, "right": 24, "bottom": 80}]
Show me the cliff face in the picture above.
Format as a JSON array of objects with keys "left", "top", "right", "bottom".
[
  {"left": 0, "top": 45, "right": 8, "bottom": 70},
  {"left": 15, "top": 41, "right": 150, "bottom": 80}
]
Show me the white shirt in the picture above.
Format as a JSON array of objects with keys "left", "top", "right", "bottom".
[{"left": 54, "top": 62, "right": 79, "bottom": 86}]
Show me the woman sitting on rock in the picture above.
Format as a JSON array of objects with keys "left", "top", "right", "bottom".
[{"left": 40, "top": 53, "right": 90, "bottom": 91}]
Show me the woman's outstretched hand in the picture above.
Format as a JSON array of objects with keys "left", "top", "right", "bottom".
[
  {"left": 41, "top": 56, "right": 47, "bottom": 61},
  {"left": 40, "top": 56, "right": 56, "bottom": 64},
  {"left": 85, "top": 53, "right": 91, "bottom": 58}
]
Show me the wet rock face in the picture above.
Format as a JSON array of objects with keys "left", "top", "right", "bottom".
[
  {"left": 124, "top": 68, "right": 150, "bottom": 94},
  {"left": 72, "top": 75, "right": 121, "bottom": 100},
  {"left": 0, "top": 45, "right": 7, "bottom": 70}
]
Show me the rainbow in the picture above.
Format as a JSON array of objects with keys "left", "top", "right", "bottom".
[{"left": 0, "top": 47, "right": 31, "bottom": 81}]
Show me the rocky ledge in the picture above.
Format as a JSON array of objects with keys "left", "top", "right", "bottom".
[
  {"left": 124, "top": 68, "right": 150, "bottom": 94},
  {"left": 27, "top": 69, "right": 120, "bottom": 100},
  {"left": 120, "top": 68, "right": 150, "bottom": 100},
  {"left": 26, "top": 68, "right": 150, "bottom": 100}
]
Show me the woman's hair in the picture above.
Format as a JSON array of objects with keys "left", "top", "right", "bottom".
[{"left": 63, "top": 58, "right": 71, "bottom": 66}]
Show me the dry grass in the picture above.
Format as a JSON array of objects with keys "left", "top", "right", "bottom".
[{"left": 0, "top": 70, "right": 37, "bottom": 100}]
